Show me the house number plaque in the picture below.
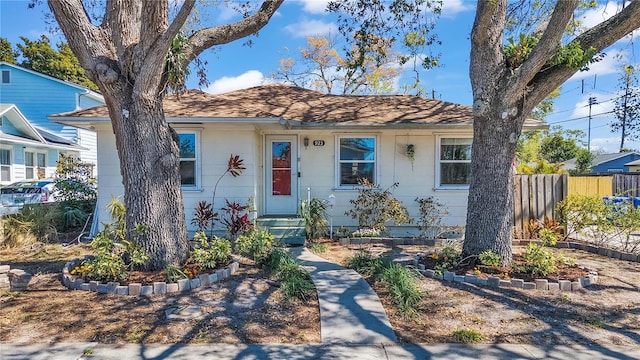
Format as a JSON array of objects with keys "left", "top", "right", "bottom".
[{"left": 313, "top": 140, "right": 325, "bottom": 146}]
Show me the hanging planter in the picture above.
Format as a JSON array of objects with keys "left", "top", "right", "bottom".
[
  {"left": 406, "top": 144, "right": 415, "bottom": 170},
  {"left": 406, "top": 144, "right": 415, "bottom": 161}
]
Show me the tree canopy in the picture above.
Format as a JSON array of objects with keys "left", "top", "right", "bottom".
[
  {"left": 273, "top": 35, "right": 400, "bottom": 95},
  {"left": 1, "top": 35, "right": 97, "bottom": 90},
  {"left": 47, "top": 0, "right": 283, "bottom": 270}
]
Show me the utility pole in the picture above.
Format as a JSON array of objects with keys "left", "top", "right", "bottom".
[{"left": 588, "top": 96, "right": 597, "bottom": 151}]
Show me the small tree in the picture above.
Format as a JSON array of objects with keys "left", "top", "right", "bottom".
[
  {"left": 612, "top": 65, "right": 640, "bottom": 152},
  {"left": 345, "top": 179, "right": 411, "bottom": 234},
  {"left": 54, "top": 154, "right": 97, "bottom": 230}
]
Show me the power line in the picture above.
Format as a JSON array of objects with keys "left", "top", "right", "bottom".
[{"left": 547, "top": 110, "right": 615, "bottom": 124}]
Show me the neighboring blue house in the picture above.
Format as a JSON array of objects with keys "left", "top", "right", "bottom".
[
  {"left": 565, "top": 152, "right": 640, "bottom": 173},
  {"left": 0, "top": 62, "right": 104, "bottom": 184},
  {"left": 0, "top": 104, "right": 83, "bottom": 184}
]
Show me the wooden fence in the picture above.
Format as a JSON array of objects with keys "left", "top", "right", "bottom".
[
  {"left": 567, "top": 176, "right": 613, "bottom": 197},
  {"left": 512, "top": 174, "right": 640, "bottom": 238},
  {"left": 613, "top": 173, "right": 640, "bottom": 197},
  {"left": 513, "top": 174, "right": 567, "bottom": 238}
]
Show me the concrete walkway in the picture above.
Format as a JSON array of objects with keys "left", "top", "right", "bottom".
[
  {"left": 291, "top": 247, "right": 397, "bottom": 344},
  {"left": 3, "top": 342, "right": 640, "bottom": 360}
]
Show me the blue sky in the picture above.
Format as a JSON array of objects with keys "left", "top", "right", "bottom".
[{"left": 1, "top": 0, "right": 639, "bottom": 154}]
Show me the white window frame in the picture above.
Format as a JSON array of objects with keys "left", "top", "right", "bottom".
[
  {"left": 435, "top": 135, "right": 472, "bottom": 190},
  {"left": 176, "top": 130, "right": 201, "bottom": 190},
  {"left": 24, "top": 149, "right": 47, "bottom": 180},
  {"left": 1, "top": 69, "right": 10, "bottom": 85},
  {"left": 335, "top": 135, "right": 378, "bottom": 188},
  {"left": 0, "top": 146, "right": 12, "bottom": 183}
]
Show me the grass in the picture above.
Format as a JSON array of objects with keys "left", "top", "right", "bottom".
[
  {"left": 344, "top": 250, "right": 424, "bottom": 318},
  {"left": 452, "top": 329, "right": 484, "bottom": 343},
  {"left": 262, "top": 247, "right": 315, "bottom": 301},
  {"left": 308, "top": 243, "right": 328, "bottom": 254}
]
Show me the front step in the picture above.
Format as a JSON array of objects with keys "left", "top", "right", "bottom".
[{"left": 256, "top": 216, "right": 306, "bottom": 246}]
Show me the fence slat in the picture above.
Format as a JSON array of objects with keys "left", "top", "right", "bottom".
[{"left": 513, "top": 174, "right": 568, "bottom": 238}]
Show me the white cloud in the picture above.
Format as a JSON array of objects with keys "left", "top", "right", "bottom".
[
  {"left": 578, "top": 1, "right": 622, "bottom": 29},
  {"left": 294, "top": 0, "right": 331, "bottom": 14},
  {"left": 284, "top": 19, "right": 337, "bottom": 38},
  {"left": 440, "top": 0, "right": 475, "bottom": 18},
  {"left": 570, "top": 92, "right": 615, "bottom": 120},
  {"left": 205, "top": 70, "right": 273, "bottom": 94}
]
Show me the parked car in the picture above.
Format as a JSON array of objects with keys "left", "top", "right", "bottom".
[{"left": 0, "top": 180, "right": 57, "bottom": 216}]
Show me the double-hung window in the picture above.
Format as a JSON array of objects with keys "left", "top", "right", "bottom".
[
  {"left": 438, "top": 137, "right": 472, "bottom": 187},
  {"left": 0, "top": 148, "right": 11, "bottom": 182},
  {"left": 177, "top": 132, "right": 198, "bottom": 188},
  {"left": 24, "top": 151, "right": 46, "bottom": 179},
  {"left": 338, "top": 136, "right": 376, "bottom": 186}
]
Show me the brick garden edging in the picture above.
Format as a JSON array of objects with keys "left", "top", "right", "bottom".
[
  {"left": 62, "top": 256, "right": 239, "bottom": 296},
  {"left": 0, "top": 264, "right": 32, "bottom": 292},
  {"left": 412, "top": 254, "right": 599, "bottom": 292}
]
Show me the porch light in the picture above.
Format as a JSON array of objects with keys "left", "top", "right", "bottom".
[{"left": 303, "top": 136, "right": 309, "bottom": 148}]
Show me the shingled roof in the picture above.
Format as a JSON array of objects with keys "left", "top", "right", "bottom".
[{"left": 51, "top": 83, "right": 545, "bottom": 128}]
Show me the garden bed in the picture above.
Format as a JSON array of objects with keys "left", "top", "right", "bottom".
[{"left": 62, "top": 256, "right": 240, "bottom": 296}]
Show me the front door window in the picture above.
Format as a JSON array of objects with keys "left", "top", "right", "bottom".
[{"left": 272, "top": 141, "right": 291, "bottom": 196}]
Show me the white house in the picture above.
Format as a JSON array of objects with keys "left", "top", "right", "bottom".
[{"left": 51, "top": 84, "right": 547, "bottom": 236}]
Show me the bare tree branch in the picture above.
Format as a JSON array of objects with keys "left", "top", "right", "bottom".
[
  {"left": 183, "top": 0, "right": 283, "bottom": 65},
  {"left": 47, "top": 0, "right": 116, "bottom": 83}
]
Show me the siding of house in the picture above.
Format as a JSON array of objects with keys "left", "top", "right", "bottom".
[
  {"left": 93, "top": 124, "right": 472, "bottom": 237},
  {"left": 0, "top": 63, "right": 102, "bottom": 168},
  {"left": 593, "top": 153, "right": 640, "bottom": 173}
]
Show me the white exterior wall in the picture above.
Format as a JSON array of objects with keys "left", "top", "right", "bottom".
[
  {"left": 293, "top": 129, "right": 472, "bottom": 236},
  {"left": 93, "top": 124, "right": 261, "bottom": 235},
  {"left": 77, "top": 128, "right": 98, "bottom": 175},
  {"left": 94, "top": 124, "right": 472, "bottom": 237}
]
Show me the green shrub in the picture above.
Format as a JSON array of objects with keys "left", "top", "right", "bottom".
[
  {"left": 345, "top": 179, "right": 412, "bottom": 234},
  {"left": 81, "top": 223, "right": 149, "bottom": 282},
  {"left": 478, "top": 249, "right": 500, "bottom": 267},
  {"left": 235, "top": 230, "right": 275, "bottom": 261},
  {"left": 414, "top": 196, "right": 448, "bottom": 238},
  {"left": 609, "top": 201, "right": 640, "bottom": 254},
  {"left": 76, "top": 198, "right": 149, "bottom": 282},
  {"left": 555, "top": 194, "right": 612, "bottom": 245},
  {"left": 309, "top": 242, "right": 328, "bottom": 253},
  {"left": 189, "top": 231, "right": 232, "bottom": 271},
  {"left": 539, "top": 228, "right": 558, "bottom": 247},
  {"left": 301, "top": 198, "right": 328, "bottom": 242},
  {"left": 1, "top": 215, "right": 36, "bottom": 248},
  {"left": 452, "top": 329, "right": 484, "bottom": 343},
  {"left": 54, "top": 154, "right": 96, "bottom": 231},
  {"left": 3, "top": 204, "right": 58, "bottom": 246},
  {"left": 517, "top": 243, "right": 557, "bottom": 276},
  {"left": 262, "top": 247, "right": 296, "bottom": 275},
  {"left": 346, "top": 251, "right": 425, "bottom": 317},
  {"left": 261, "top": 246, "right": 315, "bottom": 301},
  {"left": 309, "top": 241, "right": 328, "bottom": 253},
  {"left": 344, "top": 250, "right": 385, "bottom": 277},
  {"left": 165, "top": 264, "right": 188, "bottom": 283},
  {"left": 380, "top": 264, "right": 423, "bottom": 317},
  {"left": 432, "top": 240, "right": 462, "bottom": 274},
  {"left": 280, "top": 268, "right": 315, "bottom": 301}
]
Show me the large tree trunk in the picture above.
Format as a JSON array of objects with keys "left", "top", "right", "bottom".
[
  {"left": 463, "top": 106, "right": 525, "bottom": 266},
  {"left": 105, "top": 89, "right": 189, "bottom": 270}
]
